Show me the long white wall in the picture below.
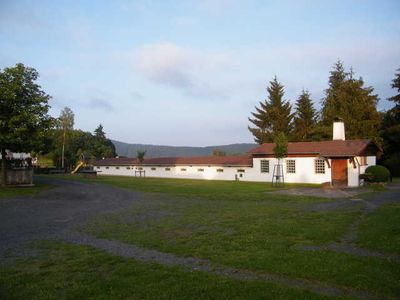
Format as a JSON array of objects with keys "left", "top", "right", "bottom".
[{"left": 95, "top": 156, "right": 338, "bottom": 185}]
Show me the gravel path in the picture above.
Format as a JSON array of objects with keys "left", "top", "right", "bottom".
[{"left": 2, "top": 177, "right": 398, "bottom": 299}]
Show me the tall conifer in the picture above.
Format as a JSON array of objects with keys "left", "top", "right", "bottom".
[
  {"left": 320, "top": 60, "right": 380, "bottom": 139},
  {"left": 248, "top": 77, "right": 293, "bottom": 144},
  {"left": 293, "top": 89, "right": 317, "bottom": 141}
]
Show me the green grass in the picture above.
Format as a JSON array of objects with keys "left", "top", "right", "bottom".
[
  {"left": 9, "top": 175, "right": 400, "bottom": 298},
  {"left": 83, "top": 194, "right": 399, "bottom": 298},
  {"left": 39, "top": 174, "right": 323, "bottom": 201},
  {"left": 0, "top": 242, "right": 338, "bottom": 300},
  {"left": 0, "top": 182, "right": 53, "bottom": 199},
  {"left": 357, "top": 203, "right": 400, "bottom": 253}
]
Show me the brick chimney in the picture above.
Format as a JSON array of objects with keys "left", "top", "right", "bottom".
[{"left": 333, "top": 118, "right": 345, "bottom": 140}]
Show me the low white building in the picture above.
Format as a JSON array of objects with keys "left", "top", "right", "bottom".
[{"left": 93, "top": 122, "right": 380, "bottom": 187}]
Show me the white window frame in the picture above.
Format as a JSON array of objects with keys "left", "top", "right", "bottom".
[
  {"left": 314, "top": 159, "right": 325, "bottom": 174},
  {"left": 286, "top": 160, "right": 296, "bottom": 174},
  {"left": 260, "top": 160, "right": 269, "bottom": 173}
]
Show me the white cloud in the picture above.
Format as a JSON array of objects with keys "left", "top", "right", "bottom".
[{"left": 135, "top": 42, "right": 235, "bottom": 99}]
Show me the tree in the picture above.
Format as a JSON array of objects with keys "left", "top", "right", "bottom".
[
  {"left": 273, "top": 132, "right": 288, "bottom": 160},
  {"left": 58, "top": 107, "right": 74, "bottom": 169},
  {"left": 137, "top": 150, "right": 146, "bottom": 163},
  {"left": 388, "top": 68, "right": 400, "bottom": 104},
  {"left": 0, "top": 63, "right": 52, "bottom": 186},
  {"left": 293, "top": 89, "right": 317, "bottom": 141},
  {"left": 380, "top": 68, "right": 400, "bottom": 176},
  {"left": 213, "top": 149, "right": 226, "bottom": 156},
  {"left": 248, "top": 77, "right": 293, "bottom": 144},
  {"left": 272, "top": 132, "right": 287, "bottom": 187},
  {"left": 94, "top": 124, "right": 106, "bottom": 139},
  {"left": 320, "top": 60, "right": 380, "bottom": 139}
]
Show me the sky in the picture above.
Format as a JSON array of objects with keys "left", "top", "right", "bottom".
[{"left": 1, "top": 0, "right": 399, "bottom": 146}]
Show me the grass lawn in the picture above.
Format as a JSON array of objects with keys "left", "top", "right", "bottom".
[
  {"left": 0, "top": 182, "right": 53, "bottom": 199},
  {"left": 2, "top": 175, "right": 399, "bottom": 299},
  {"left": 357, "top": 203, "right": 400, "bottom": 253},
  {"left": 0, "top": 242, "right": 339, "bottom": 300}
]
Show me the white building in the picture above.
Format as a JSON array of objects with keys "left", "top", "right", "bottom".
[{"left": 93, "top": 122, "right": 380, "bottom": 187}]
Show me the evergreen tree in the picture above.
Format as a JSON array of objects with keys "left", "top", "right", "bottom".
[
  {"left": 94, "top": 124, "right": 106, "bottom": 139},
  {"left": 320, "top": 60, "right": 380, "bottom": 139},
  {"left": 293, "top": 89, "right": 317, "bottom": 141},
  {"left": 248, "top": 77, "right": 293, "bottom": 144},
  {"left": 388, "top": 68, "right": 400, "bottom": 104},
  {"left": 380, "top": 68, "right": 400, "bottom": 176}
]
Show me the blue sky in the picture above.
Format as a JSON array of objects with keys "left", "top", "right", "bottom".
[{"left": 1, "top": 0, "right": 399, "bottom": 146}]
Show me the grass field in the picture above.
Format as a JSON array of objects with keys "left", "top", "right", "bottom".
[
  {"left": 0, "top": 182, "right": 53, "bottom": 199},
  {"left": 1, "top": 175, "right": 399, "bottom": 299}
]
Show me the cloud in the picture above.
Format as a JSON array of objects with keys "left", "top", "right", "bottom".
[
  {"left": 135, "top": 42, "right": 235, "bottom": 99},
  {"left": 87, "top": 98, "right": 114, "bottom": 111}
]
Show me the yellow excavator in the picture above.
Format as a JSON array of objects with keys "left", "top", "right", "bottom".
[{"left": 71, "top": 161, "right": 85, "bottom": 174}]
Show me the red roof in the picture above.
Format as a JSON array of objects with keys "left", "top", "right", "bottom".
[
  {"left": 143, "top": 156, "right": 252, "bottom": 166},
  {"left": 94, "top": 157, "right": 138, "bottom": 166},
  {"left": 94, "top": 155, "right": 252, "bottom": 167},
  {"left": 248, "top": 139, "right": 379, "bottom": 157}
]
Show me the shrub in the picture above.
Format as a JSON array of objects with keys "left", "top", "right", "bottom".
[{"left": 363, "top": 165, "right": 391, "bottom": 183}]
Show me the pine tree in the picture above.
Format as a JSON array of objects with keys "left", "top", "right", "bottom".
[
  {"left": 248, "top": 77, "right": 293, "bottom": 144},
  {"left": 388, "top": 68, "right": 400, "bottom": 104},
  {"left": 293, "top": 89, "right": 317, "bottom": 141},
  {"left": 380, "top": 68, "right": 400, "bottom": 176},
  {"left": 320, "top": 60, "right": 380, "bottom": 139}
]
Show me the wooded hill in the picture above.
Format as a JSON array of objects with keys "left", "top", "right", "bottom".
[{"left": 111, "top": 140, "right": 257, "bottom": 158}]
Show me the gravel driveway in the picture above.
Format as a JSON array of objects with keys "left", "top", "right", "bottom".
[{"left": 0, "top": 177, "right": 144, "bottom": 257}]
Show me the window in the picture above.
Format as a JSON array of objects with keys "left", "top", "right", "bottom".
[
  {"left": 286, "top": 160, "right": 296, "bottom": 173},
  {"left": 151, "top": 167, "right": 157, "bottom": 171},
  {"left": 181, "top": 168, "right": 187, "bottom": 171},
  {"left": 216, "top": 168, "right": 224, "bottom": 173},
  {"left": 96, "top": 166, "right": 100, "bottom": 169},
  {"left": 138, "top": 167, "right": 143, "bottom": 170},
  {"left": 359, "top": 156, "right": 367, "bottom": 166},
  {"left": 198, "top": 168, "right": 204, "bottom": 172},
  {"left": 105, "top": 166, "right": 109, "bottom": 169},
  {"left": 237, "top": 169, "right": 245, "bottom": 173},
  {"left": 126, "top": 167, "right": 131, "bottom": 170},
  {"left": 260, "top": 160, "right": 269, "bottom": 173},
  {"left": 115, "top": 166, "right": 120, "bottom": 170},
  {"left": 165, "top": 167, "right": 171, "bottom": 171},
  {"left": 314, "top": 159, "right": 325, "bottom": 174}
]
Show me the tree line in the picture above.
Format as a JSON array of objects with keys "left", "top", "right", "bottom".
[
  {"left": 0, "top": 63, "right": 116, "bottom": 183},
  {"left": 39, "top": 106, "right": 116, "bottom": 170},
  {"left": 248, "top": 60, "right": 399, "bottom": 175}
]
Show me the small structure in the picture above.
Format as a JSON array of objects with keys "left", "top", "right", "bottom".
[{"left": 0, "top": 151, "right": 33, "bottom": 186}]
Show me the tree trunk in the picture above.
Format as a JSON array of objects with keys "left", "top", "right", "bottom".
[
  {"left": 1, "top": 148, "right": 7, "bottom": 187},
  {"left": 61, "top": 128, "right": 66, "bottom": 170}
]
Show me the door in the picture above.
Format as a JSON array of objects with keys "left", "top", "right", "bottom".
[{"left": 331, "top": 159, "right": 348, "bottom": 186}]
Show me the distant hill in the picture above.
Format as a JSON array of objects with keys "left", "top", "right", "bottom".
[{"left": 111, "top": 140, "right": 257, "bottom": 158}]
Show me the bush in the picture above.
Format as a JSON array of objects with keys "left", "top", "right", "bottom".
[{"left": 363, "top": 165, "right": 391, "bottom": 183}]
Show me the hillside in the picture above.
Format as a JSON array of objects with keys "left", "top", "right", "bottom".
[{"left": 111, "top": 140, "right": 257, "bottom": 158}]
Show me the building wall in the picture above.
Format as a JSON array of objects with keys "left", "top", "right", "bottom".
[
  {"left": 249, "top": 157, "right": 332, "bottom": 184},
  {"left": 96, "top": 166, "right": 134, "bottom": 176},
  {"left": 96, "top": 165, "right": 252, "bottom": 181},
  {"left": 95, "top": 156, "right": 335, "bottom": 185},
  {"left": 95, "top": 155, "right": 375, "bottom": 186},
  {"left": 347, "top": 156, "right": 376, "bottom": 187}
]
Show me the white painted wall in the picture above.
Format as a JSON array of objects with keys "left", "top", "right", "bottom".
[
  {"left": 95, "top": 156, "right": 336, "bottom": 185},
  {"left": 347, "top": 156, "right": 376, "bottom": 187}
]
